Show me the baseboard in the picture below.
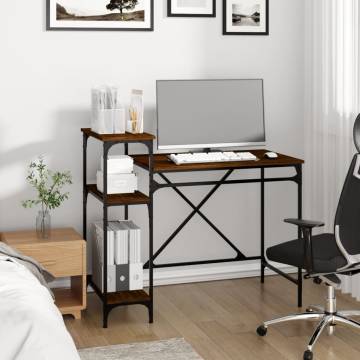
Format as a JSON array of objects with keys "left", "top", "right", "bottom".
[
  {"left": 50, "top": 261, "right": 296, "bottom": 289},
  {"left": 143, "top": 261, "right": 296, "bottom": 286}
]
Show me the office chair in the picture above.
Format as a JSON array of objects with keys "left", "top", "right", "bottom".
[{"left": 256, "top": 114, "right": 360, "bottom": 360}]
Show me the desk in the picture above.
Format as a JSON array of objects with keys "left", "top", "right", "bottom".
[{"left": 133, "top": 149, "right": 305, "bottom": 307}]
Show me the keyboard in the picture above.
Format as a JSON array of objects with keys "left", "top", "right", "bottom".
[{"left": 169, "top": 152, "right": 257, "bottom": 165}]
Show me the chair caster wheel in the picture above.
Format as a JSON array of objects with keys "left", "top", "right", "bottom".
[
  {"left": 256, "top": 325, "right": 267, "bottom": 337},
  {"left": 304, "top": 350, "right": 313, "bottom": 360}
]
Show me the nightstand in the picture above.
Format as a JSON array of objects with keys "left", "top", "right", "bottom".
[{"left": 1, "top": 228, "right": 86, "bottom": 319}]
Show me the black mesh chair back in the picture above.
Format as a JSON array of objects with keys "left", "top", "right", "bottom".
[{"left": 334, "top": 114, "right": 360, "bottom": 263}]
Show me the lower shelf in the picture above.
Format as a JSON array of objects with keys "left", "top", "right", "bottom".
[
  {"left": 107, "top": 290, "right": 150, "bottom": 305},
  {"left": 53, "top": 287, "right": 85, "bottom": 316},
  {"left": 90, "top": 280, "right": 150, "bottom": 306}
]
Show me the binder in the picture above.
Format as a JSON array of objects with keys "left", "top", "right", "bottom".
[
  {"left": 94, "top": 222, "right": 115, "bottom": 265},
  {"left": 109, "top": 221, "right": 128, "bottom": 265},
  {"left": 92, "top": 226, "right": 116, "bottom": 292},
  {"left": 107, "top": 265, "right": 116, "bottom": 292},
  {"left": 92, "top": 230, "right": 101, "bottom": 290},
  {"left": 94, "top": 265, "right": 116, "bottom": 293},
  {"left": 116, "top": 264, "right": 130, "bottom": 291},
  {"left": 92, "top": 220, "right": 143, "bottom": 293},
  {"left": 118, "top": 220, "right": 143, "bottom": 290},
  {"left": 129, "top": 263, "right": 143, "bottom": 290},
  {"left": 125, "top": 220, "right": 141, "bottom": 263}
]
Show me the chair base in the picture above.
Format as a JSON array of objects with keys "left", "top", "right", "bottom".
[{"left": 256, "top": 286, "right": 360, "bottom": 359}]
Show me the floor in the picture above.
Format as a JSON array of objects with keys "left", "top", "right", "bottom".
[{"left": 65, "top": 276, "right": 360, "bottom": 360}]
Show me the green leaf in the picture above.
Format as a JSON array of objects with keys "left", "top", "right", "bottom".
[{"left": 21, "top": 157, "right": 73, "bottom": 211}]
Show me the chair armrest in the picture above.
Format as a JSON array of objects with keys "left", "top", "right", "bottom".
[
  {"left": 284, "top": 219, "right": 324, "bottom": 275},
  {"left": 284, "top": 218, "right": 325, "bottom": 229}
]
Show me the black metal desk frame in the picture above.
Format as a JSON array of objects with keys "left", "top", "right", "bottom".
[{"left": 143, "top": 162, "right": 304, "bottom": 307}]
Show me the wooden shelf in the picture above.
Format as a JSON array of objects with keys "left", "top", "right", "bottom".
[
  {"left": 53, "top": 288, "right": 84, "bottom": 316},
  {"left": 107, "top": 290, "right": 150, "bottom": 305},
  {"left": 81, "top": 128, "right": 155, "bottom": 143},
  {"left": 90, "top": 280, "right": 150, "bottom": 306},
  {"left": 86, "top": 184, "right": 150, "bottom": 206}
]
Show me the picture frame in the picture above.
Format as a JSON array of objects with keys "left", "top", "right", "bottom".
[
  {"left": 167, "top": 0, "right": 216, "bottom": 18},
  {"left": 223, "top": 0, "right": 269, "bottom": 35},
  {"left": 46, "top": 0, "right": 154, "bottom": 31}
]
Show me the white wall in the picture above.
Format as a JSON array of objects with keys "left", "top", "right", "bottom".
[{"left": 0, "top": 1, "right": 304, "bottom": 275}]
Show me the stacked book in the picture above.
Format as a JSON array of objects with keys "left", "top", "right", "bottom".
[
  {"left": 92, "top": 220, "right": 143, "bottom": 293},
  {"left": 96, "top": 155, "right": 138, "bottom": 194}
]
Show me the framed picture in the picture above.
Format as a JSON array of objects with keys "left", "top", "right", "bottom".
[
  {"left": 223, "top": 0, "right": 269, "bottom": 35},
  {"left": 168, "top": 0, "right": 216, "bottom": 17},
  {"left": 46, "top": 0, "right": 154, "bottom": 31}
]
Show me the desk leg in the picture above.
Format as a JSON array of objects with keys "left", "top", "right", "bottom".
[
  {"left": 124, "top": 143, "right": 129, "bottom": 221},
  {"left": 297, "top": 165, "right": 303, "bottom": 307},
  {"left": 146, "top": 140, "right": 154, "bottom": 324},
  {"left": 83, "top": 134, "right": 88, "bottom": 240},
  {"left": 261, "top": 168, "right": 265, "bottom": 284}
]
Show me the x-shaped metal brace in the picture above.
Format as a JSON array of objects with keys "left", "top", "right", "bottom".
[{"left": 144, "top": 169, "right": 261, "bottom": 269}]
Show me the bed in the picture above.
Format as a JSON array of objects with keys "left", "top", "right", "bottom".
[{"left": 0, "top": 257, "right": 80, "bottom": 360}]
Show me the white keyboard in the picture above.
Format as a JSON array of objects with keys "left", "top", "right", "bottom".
[{"left": 169, "top": 152, "right": 257, "bottom": 165}]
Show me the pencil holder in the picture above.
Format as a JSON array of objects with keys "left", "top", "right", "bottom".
[
  {"left": 91, "top": 109, "right": 114, "bottom": 134},
  {"left": 113, "top": 108, "right": 126, "bottom": 134},
  {"left": 126, "top": 89, "right": 144, "bottom": 134}
]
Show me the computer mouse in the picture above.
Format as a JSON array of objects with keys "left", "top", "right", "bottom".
[{"left": 264, "top": 152, "right": 278, "bottom": 159}]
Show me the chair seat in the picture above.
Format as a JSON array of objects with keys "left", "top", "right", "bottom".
[{"left": 266, "top": 233, "right": 347, "bottom": 273}]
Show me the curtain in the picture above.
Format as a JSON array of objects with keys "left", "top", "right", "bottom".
[{"left": 304, "top": 0, "right": 360, "bottom": 299}]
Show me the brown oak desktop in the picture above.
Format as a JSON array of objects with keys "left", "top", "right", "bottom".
[
  {"left": 133, "top": 149, "right": 305, "bottom": 307},
  {"left": 133, "top": 149, "right": 303, "bottom": 173}
]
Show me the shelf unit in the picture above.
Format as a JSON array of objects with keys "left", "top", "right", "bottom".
[{"left": 82, "top": 128, "right": 155, "bottom": 328}]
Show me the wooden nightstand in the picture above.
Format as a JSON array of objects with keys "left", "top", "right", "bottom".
[{"left": 1, "top": 228, "right": 86, "bottom": 319}]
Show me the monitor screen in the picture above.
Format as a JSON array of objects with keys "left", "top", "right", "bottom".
[{"left": 156, "top": 79, "right": 266, "bottom": 150}]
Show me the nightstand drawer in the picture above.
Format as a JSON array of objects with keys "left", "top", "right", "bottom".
[{"left": 16, "top": 241, "right": 84, "bottom": 277}]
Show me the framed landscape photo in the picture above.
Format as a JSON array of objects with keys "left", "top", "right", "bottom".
[
  {"left": 46, "top": 0, "right": 154, "bottom": 31},
  {"left": 223, "top": 0, "right": 269, "bottom": 35},
  {"left": 168, "top": 0, "right": 216, "bottom": 17}
]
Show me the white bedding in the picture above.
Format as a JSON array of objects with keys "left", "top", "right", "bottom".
[{"left": 0, "top": 258, "right": 80, "bottom": 360}]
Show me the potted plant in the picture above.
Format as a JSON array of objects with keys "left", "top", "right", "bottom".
[{"left": 22, "top": 157, "right": 72, "bottom": 238}]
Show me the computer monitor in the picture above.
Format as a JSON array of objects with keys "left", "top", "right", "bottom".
[{"left": 156, "top": 79, "right": 266, "bottom": 150}]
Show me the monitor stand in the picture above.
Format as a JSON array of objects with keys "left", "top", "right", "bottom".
[
  {"left": 195, "top": 148, "right": 216, "bottom": 153},
  {"left": 187, "top": 148, "right": 226, "bottom": 154}
]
